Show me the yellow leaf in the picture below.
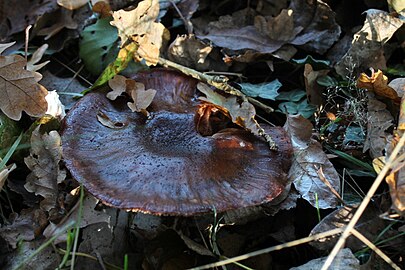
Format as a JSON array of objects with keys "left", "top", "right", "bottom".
[
  {"left": 110, "top": 0, "right": 165, "bottom": 65},
  {"left": 357, "top": 69, "right": 400, "bottom": 102}
]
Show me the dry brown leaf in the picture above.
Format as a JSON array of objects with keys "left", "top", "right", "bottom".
[
  {"left": 127, "top": 82, "right": 157, "bottom": 113},
  {"left": 335, "top": 9, "right": 403, "bottom": 77},
  {"left": 304, "top": 64, "right": 329, "bottom": 106},
  {"left": 197, "top": 82, "right": 263, "bottom": 138},
  {"left": 357, "top": 69, "right": 401, "bottom": 103},
  {"left": 26, "top": 44, "right": 50, "bottom": 72},
  {"left": 107, "top": 75, "right": 127, "bottom": 100},
  {"left": 385, "top": 133, "right": 405, "bottom": 214},
  {"left": 0, "top": 42, "right": 15, "bottom": 54},
  {"left": 0, "top": 55, "right": 48, "bottom": 120},
  {"left": 363, "top": 93, "right": 393, "bottom": 158},
  {"left": 43, "top": 195, "right": 111, "bottom": 243},
  {"left": 284, "top": 115, "right": 340, "bottom": 209},
  {"left": 0, "top": 208, "right": 47, "bottom": 249},
  {"left": 37, "top": 9, "right": 78, "bottom": 40},
  {"left": 110, "top": 0, "right": 165, "bottom": 65},
  {"left": 24, "top": 127, "right": 66, "bottom": 219},
  {"left": 168, "top": 34, "right": 213, "bottom": 71},
  {"left": 107, "top": 75, "right": 157, "bottom": 113}
]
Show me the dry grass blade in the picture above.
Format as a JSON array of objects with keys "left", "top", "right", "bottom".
[
  {"left": 351, "top": 228, "right": 401, "bottom": 270},
  {"left": 188, "top": 228, "right": 344, "bottom": 270},
  {"left": 321, "top": 132, "right": 405, "bottom": 270}
]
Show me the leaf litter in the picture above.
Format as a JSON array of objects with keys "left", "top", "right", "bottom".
[{"left": 0, "top": 0, "right": 405, "bottom": 269}]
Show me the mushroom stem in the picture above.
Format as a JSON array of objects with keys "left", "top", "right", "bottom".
[{"left": 158, "top": 57, "right": 278, "bottom": 151}]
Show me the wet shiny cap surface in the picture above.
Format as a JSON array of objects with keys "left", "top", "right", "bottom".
[{"left": 61, "top": 69, "right": 293, "bottom": 215}]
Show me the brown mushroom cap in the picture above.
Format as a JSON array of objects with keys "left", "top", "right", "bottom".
[{"left": 61, "top": 70, "right": 292, "bottom": 215}]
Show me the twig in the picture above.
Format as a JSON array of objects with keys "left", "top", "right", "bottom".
[
  {"left": 169, "top": 0, "right": 192, "bottom": 34},
  {"left": 321, "top": 132, "right": 405, "bottom": 270}
]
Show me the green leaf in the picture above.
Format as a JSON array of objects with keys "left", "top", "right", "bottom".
[
  {"left": 317, "top": 75, "right": 339, "bottom": 87},
  {"left": 239, "top": 79, "right": 282, "bottom": 100},
  {"left": 79, "top": 18, "right": 119, "bottom": 75},
  {"left": 276, "top": 89, "right": 306, "bottom": 102},
  {"left": 292, "top": 55, "right": 330, "bottom": 70},
  {"left": 278, "top": 99, "right": 316, "bottom": 118}
]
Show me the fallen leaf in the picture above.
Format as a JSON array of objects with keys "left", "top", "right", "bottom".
[
  {"left": 385, "top": 133, "right": 405, "bottom": 214},
  {"left": 239, "top": 79, "right": 282, "bottom": 100},
  {"left": 0, "top": 0, "right": 58, "bottom": 39},
  {"left": 278, "top": 99, "right": 316, "bottom": 119},
  {"left": 43, "top": 195, "right": 111, "bottom": 243},
  {"left": 363, "top": 93, "right": 393, "bottom": 158},
  {"left": 0, "top": 208, "right": 47, "bottom": 249},
  {"left": 357, "top": 69, "right": 401, "bottom": 103},
  {"left": 127, "top": 81, "right": 157, "bottom": 113},
  {"left": 304, "top": 64, "right": 329, "bottom": 106},
  {"left": 26, "top": 44, "right": 50, "bottom": 72},
  {"left": 37, "top": 9, "right": 78, "bottom": 40},
  {"left": 0, "top": 42, "right": 16, "bottom": 54},
  {"left": 168, "top": 34, "right": 213, "bottom": 71},
  {"left": 284, "top": 115, "right": 340, "bottom": 209},
  {"left": 335, "top": 9, "right": 404, "bottom": 77},
  {"left": 107, "top": 75, "right": 127, "bottom": 100},
  {"left": 110, "top": 0, "right": 165, "bottom": 65},
  {"left": 24, "top": 127, "right": 66, "bottom": 220},
  {"left": 309, "top": 205, "right": 386, "bottom": 251},
  {"left": 197, "top": 82, "right": 264, "bottom": 139},
  {"left": 79, "top": 17, "right": 119, "bottom": 75},
  {"left": 290, "top": 248, "right": 359, "bottom": 270},
  {"left": 0, "top": 55, "right": 48, "bottom": 120}
]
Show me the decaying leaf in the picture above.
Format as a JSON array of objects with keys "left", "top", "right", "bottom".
[
  {"left": 310, "top": 205, "right": 386, "bottom": 251},
  {"left": 196, "top": 1, "right": 340, "bottom": 57},
  {"left": 284, "top": 115, "right": 340, "bottom": 209},
  {"left": 26, "top": 44, "right": 50, "bottom": 73},
  {"left": 239, "top": 80, "right": 282, "bottom": 100},
  {"left": 197, "top": 82, "right": 264, "bottom": 139},
  {"left": 127, "top": 83, "right": 157, "bottom": 113},
  {"left": 168, "top": 34, "right": 213, "bottom": 71},
  {"left": 290, "top": 248, "right": 360, "bottom": 270},
  {"left": 357, "top": 69, "right": 401, "bottom": 103},
  {"left": 335, "top": 9, "right": 404, "bottom": 77},
  {"left": 304, "top": 64, "right": 329, "bottom": 106},
  {"left": 107, "top": 74, "right": 157, "bottom": 113},
  {"left": 0, "top": 41, "right": 15, "bottom": 54},
  {"left": 43, "top": 195, "right": 111, "bottom": 243},
  {"left": 385, "top": 133, "right": 405, "bottom": 214},
  {"left": 363, "top": 94, "right": 393, "bottom": 158},
  {"left": 0, "top": 55, "right": 48, "bottom": 120},
  {"left": 107, "top": 75, "right": 127, "bottom": 100},
  {"left": 110, "top": 0, "right": 165, "bottom": 65},
  {"left": 0, "top": 208, "right": 47, "bottom": 249},
  {"left": 24, "top": 127, "right": 66, "bottom": 219},
  {"left": 37, "top": 9, "right": 78, "bottom": 40}
]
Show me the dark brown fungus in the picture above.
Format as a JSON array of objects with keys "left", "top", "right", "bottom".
[{"left": 61, "top": 69, "right": 293, "bottom": 215}]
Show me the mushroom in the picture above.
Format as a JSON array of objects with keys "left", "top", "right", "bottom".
[{"left": 61, "top": 69, "right": 292, "bottom": 215}]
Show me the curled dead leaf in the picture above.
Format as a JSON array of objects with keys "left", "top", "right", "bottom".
[
  {"left": 357, "top": 69, "right": 401, "bottom": 103},
  {"left": 0, "top": 55, "right": 48, "bottom": 120}
]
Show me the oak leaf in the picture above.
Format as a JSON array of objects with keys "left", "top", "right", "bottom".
[
  {"left": 0, "top": 55, "right": 48, "bottom": 120},
  {"left": 110, "top": 0, "right": 165, "bottom": 65}
]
